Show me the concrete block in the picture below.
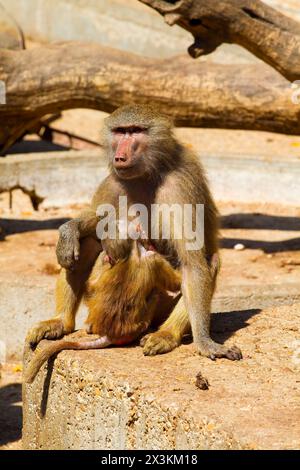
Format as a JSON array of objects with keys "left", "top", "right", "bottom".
[
  {"left": 22, "top": 303, "right": 300, "bottom": 449},
  {"left": 0, "top": 277, "right": 87, "bottom": 359},
  {"left": 0, "top": 150, "right": 108, "bottom": 208}
]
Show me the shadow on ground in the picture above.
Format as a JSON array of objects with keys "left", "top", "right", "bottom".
[
  {"left": 221, "top": 213, "right": 300, "bottom": 253},
  {"left": 221, "top": 236, "right": 300, "bottom": 253},
  {"left": 0, "top": 218, "right": 70, "bottom": 236},
  {"left": 221, "top": 213, "right": 300, "bottom": 231},
  {"left": 211, "top": 308, "right": 261, "bottom": 343},
  {"left": 5, "top": 139, "right": 69, "bottom": 155},
  {"left": 182, "top": 308, "right": 261, "bottom": 345},
  {"left": 1, "top": 214, "right": 300, "bottom": 253},
  {"left": 0, "top": 383, "right": 22, "bottom": 447},
  {"left": 164, "top": 309, "right": 262, "bottom": 349}
]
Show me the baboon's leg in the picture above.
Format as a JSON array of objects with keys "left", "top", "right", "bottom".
[
  {"left": 141, "top": 255, "right": 221, "bottom": 356},
  {"left": 27, "top": 237, "right": 101, "bottom": 346}
]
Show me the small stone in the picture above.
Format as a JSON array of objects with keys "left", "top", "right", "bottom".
[
  {"left": 195, "top": 372, "right": 209, "bottom": 390},
  {"left": 234, "top": 243, "right": 245, "bottom": 251}
]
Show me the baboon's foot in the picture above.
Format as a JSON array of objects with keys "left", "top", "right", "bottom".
[
  {"left": 198, "top": 338, "right": 242, "bottom": 361},
  {"left": 141, "top": 330, "right": 179, "bottom": 356},
  {"left": 27, "top": 319, "right": 66, "bottom": 347}
]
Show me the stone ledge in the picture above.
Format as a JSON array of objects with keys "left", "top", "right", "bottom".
[
  {"left": 2, "top": 149, "right": 300, "bottom": 207},
  {"left": 23, "top": 303, "right": 300, "bottom": 450}
]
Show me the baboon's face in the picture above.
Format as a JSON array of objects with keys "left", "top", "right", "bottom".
[{"left": 110, "top": 126, "right": 149, "bottom": 179}]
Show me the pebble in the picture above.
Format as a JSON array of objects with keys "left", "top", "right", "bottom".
[{"left": 234, "top": 243, "right": 245, "bottom": 251}]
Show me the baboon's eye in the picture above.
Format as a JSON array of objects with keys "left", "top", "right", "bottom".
[
  {"left": 130, "top": 127, "right": 146, "bottom": 134},
  {"left": 113, "top": 126, "right": 146, "bottom": 134},
  {"left": 113, "top": 127, "right": 127, "bottom": 134}
]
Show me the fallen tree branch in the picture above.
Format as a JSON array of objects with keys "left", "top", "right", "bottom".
[
  {"left": 139, "top": 0, "right": 300, "bottom": 82},
  {"left": 0, "top": 42, "right": 298, "bottom": 152}
]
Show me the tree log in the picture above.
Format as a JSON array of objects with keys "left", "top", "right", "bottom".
[
  {"left": 139, "top": 0, "right": 300, "bottom": 82},
  {"left": 0, "top": 42, "right": 298, "bottom": 153}
]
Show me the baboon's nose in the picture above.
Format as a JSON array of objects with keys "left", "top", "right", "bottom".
[
  {"left": 115, "top": 155, "right": 127, "bottom": 163},
  {"left": 114, "top": 135, "right": 133, "bottom": 166}
]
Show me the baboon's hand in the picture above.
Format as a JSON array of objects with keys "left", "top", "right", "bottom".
[
  {"left": 26, "top": 319, "right": 65, "bottom": 347},
  {"left": 56, "top": 220, "right": 80, "bottom": 270},
  {"left": 101, "top": 237, "right": 132, "bottom": 264}
]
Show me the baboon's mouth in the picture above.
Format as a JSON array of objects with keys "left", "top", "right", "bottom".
[{"left": 114, "top": 165, "right": 143, "bottom": 179}]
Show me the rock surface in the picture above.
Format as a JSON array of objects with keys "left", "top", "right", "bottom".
[{"left": 23, "top": 304, "right": 300, "bottom": 450}]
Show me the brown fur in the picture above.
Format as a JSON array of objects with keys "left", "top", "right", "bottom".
[
  {"left": 25, "top": 243, "right": 181, "bottom": 383},
  {"left": 84, "top": 243, "right": 181, "bottom": 341}
]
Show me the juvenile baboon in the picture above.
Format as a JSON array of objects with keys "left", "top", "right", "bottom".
[
  {"left": 25, "top": 240, "right": 181, "bottom": 383},
  {"left": 28, "top": 104, "right": 242, "bottom": 361}
]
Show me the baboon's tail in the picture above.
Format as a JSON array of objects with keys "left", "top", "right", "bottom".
[{"left": 24, "top": 336, "right": 111, "bottom": 384}]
